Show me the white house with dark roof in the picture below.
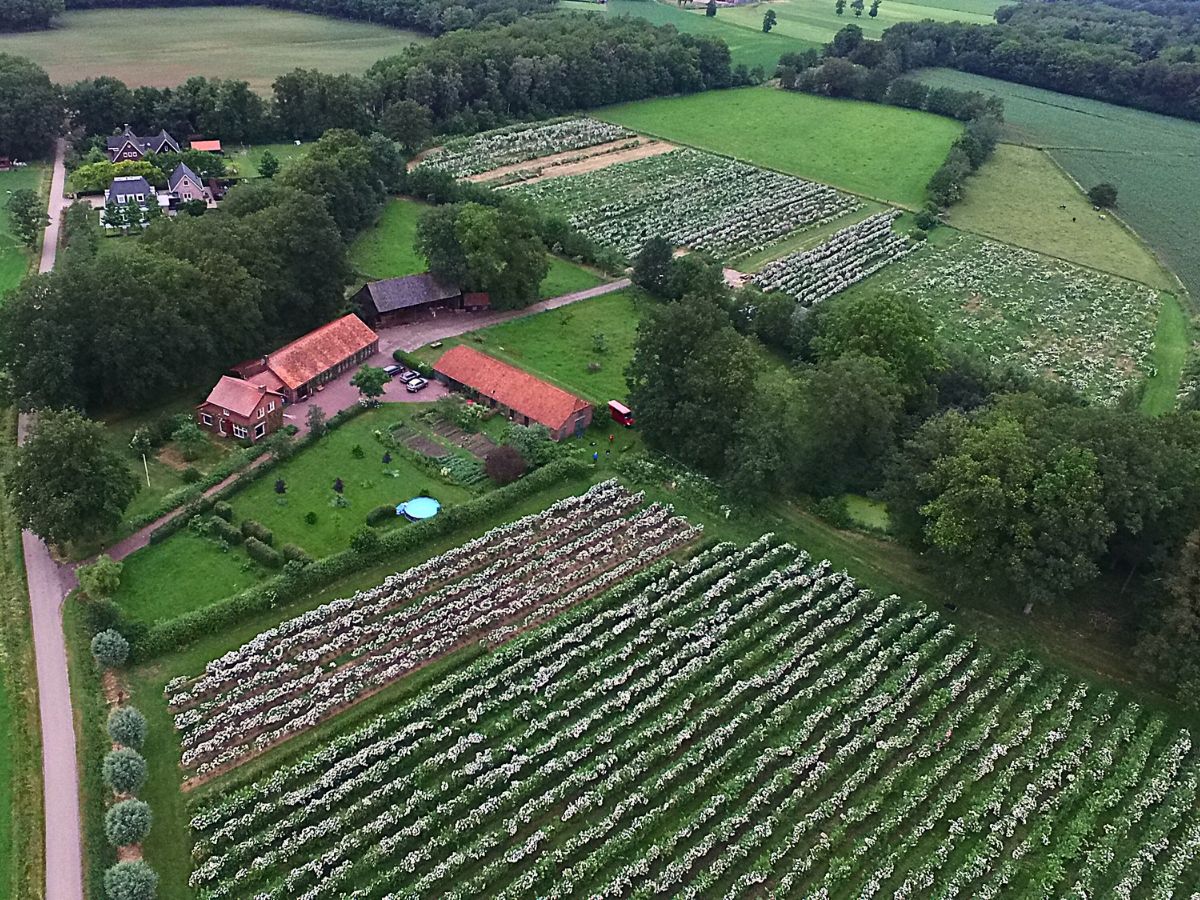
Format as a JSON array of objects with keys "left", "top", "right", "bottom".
[
  {"left": 168, "top": 162, "right": 211, "bottom": 204},
  {"left": 106, "top": 126, "right": 180, "bottom": 163},
  {"left": 106, "top": 176, "right": 156, "bottom": 206}
]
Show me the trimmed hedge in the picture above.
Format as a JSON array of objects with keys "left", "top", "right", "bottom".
[
  {"left": 280, "top": 543, "right": 311, "bottom": 564},
  {"left": 240, "top": 519, "right": 274, "bottom": 545},
  {"left": 366, "top": 504, "right": 397, "bottom": 527},
  {"left": 212, "top": 501, "right": 234, "bottom": 522},
  {"left": 391, "top": 348, "right": 434, "bottom": 376},
  {"left": 245, "top": 536, "right": 284, "bottom": 569},
  {"left": 131, "top": 456, "right": 588, "bottom": 661},
  {"left": 206, "top": 515, "right": 242, "bottom": 545}
]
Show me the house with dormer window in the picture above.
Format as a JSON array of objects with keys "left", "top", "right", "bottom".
[{"left": 106, "top": 126, "right": 180, "bottom": 163}]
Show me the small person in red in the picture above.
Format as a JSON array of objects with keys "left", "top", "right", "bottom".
[{"left": 609, "top": 433, "right": 615, "bottom": 444}]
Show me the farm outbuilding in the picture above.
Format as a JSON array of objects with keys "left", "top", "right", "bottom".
[
  {"left": 352, "top": 273, "right": 463, "bottom": 328},
  {"left": 233, "top": 314, "right": 379, "bottom": 403},
  {"left": 433, "top": 345, "right": 593, "bottom": 440}
]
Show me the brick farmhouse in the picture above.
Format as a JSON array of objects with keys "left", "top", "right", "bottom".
[
  {"left": 196, "top": 375, "right": 284, "bottom": 443},
  {"left": 233, "top": 314, "right": 380, "bottom": 403},
  {"left": 433, "top": 345, "right": 592, "bottom": 440}
]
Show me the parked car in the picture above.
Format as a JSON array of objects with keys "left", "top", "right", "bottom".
[
  {"left": 398, "top": 369, "right": 422, "bottom": 383},
  {"left": 382, "top": 364, "right": 402, "bottom": 378},
  {"left": 406, "top": 377, "right": 428, "bottom": 393}
]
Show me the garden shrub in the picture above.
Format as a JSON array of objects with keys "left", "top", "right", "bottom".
[
  {"left": 245, "top": 536, "right": 284, "bottom": 569},
  {"left": 486, "top": 445, "right": 528, "bottom": 485},
  {"left": 181, "top": 466, "right": 202, "bottom": 484},
  {"left": 131, "top": 457, "right": 588, "bottom": 660},
  {"left": 240, "top": 519, "right": 274, "bottom": 545},
  {"left": 91, "top": 629, "right": 129, "bottom": 668},
  {"left": 107, "top": 706, "right": 147, "bottom": 750},
  {"left": 304, "top": 511, "right": 318, "bottom": 526},
  {"left": 350, "top": 526, "right": 383, "bottom": 554},
  {"left": 212, "top": 501, "right": 234, "bottom": 522},
  {"left": 813, "top": 495, "right": 853, "bottom": 529},
  {"left": 105, "top": 799, "right": 152, "bottom": 846},
  {"left": 103, "top": 861, "right": 158, "bottom": 900},
  {"left": 280, "top": 543, "right": 311, "bottom": 564},
  {"left": 206, "top": 515, "right": 242, "bottom": 545},
  {"left": 391, "top": 348, "right": 432, "bottom": 376},
  {"left": 102, "top": 748, "right": 147, "bottom": 795},
  {"left": 366, "top": 505, "right": 397, "bottom": 526}
]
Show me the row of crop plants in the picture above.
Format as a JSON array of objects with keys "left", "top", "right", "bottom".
[
  {"left": 417, "top": 118, "right": 635, "bottom": 178},
  {"left": 510, "top": 147, "right": 861, "bottom": 260},
  {"left": 165, "top": 481, "right": 701, "bottom": 780},
  {"left": 181, "top": 525, "right": 1200, "bottom": 897}
]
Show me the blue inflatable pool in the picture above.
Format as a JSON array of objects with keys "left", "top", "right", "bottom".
[{"left": 397, "top": 496, "right": 441, "bottom": 521}]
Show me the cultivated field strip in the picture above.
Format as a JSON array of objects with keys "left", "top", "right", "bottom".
[
  {"left": 166, "top": 482, "right": 701, "bottom": 780},
  {"left": 510, "top": 148, "right": 861, "bottom": 259},
  {"left": 752, "top": 209, "right": 914, "bottom": 304},
  {"left": 417, "top": 118, "right": 635, "bottom": 178},
  {"left": 185, "top": 535, "right": 1200, "bottom": 897}
]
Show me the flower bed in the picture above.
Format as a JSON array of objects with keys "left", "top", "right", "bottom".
[
  {"left": 417, "top": 118, "right": 635, "bottom": 178},
  {"left": 167, "top": 481, "right": 700, "bottom": 780},
  {"left": 182, "top": 534, "right": 1200, "bottom": 897},
  {"left": 751, "top": 210, "right": 914, "bottom": 304},
  {"left": 510, "top": 148, "right": 861, "bottom": 260}
]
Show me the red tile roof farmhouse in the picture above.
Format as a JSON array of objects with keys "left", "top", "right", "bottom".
[
  {"left": 434, "top": 345, "right": 592, "bottom": 436},
  {"left": 267, "top": 314, "right": 378, "bottom": 390},
  {"left": 203, "top": 375, "right": 282, "bottom": 418}
]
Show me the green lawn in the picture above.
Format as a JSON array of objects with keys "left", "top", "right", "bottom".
[
  {"left": 946, "top": 143, "right": 1175, "bottom": 290},
  {"left": 598, "top": 86, "right": 962, "bottom": 207},
  {"left": 916, "top": 68, "right": 1200, "bottom": 302},
  {"left": 350, "top": 196, "right": 607, "bottom": 296},
  {"left": 565, "top": 0, "right": 821, "bottom": 72},
  {"left": 0, "top": 8, "right": 426, "bottom": 94},
  {"left": 843, "top": 493, "right": 890, "bottom": 531},
  {"left": 224, "top": 142, "right": 310, "bottom": 179},
  {"left": 112, "top": 405, "right": 474, "bottom": 625},
  {"left": 714, "top": 0, "right": 1000, "bottom": 44},
  {"left": 1141, "top": 292, "right": 1191, "bottom": 415},
  {"left": 414, "top": 288, "right": 649, "bottom": 404},
  {"left": 0, "top": 166, "right": 46, "bottom": 299}
]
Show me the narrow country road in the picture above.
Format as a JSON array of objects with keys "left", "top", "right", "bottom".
[
  {"left": 18, "top": 413, "right": 84, "bottom": 900},
  {"left": 39, "top": 139, "right": 69, "bottom": 275}
]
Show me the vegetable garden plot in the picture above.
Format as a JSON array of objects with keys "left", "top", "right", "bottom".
[
  {"left": 166, "top": 481, "right": 700, "bottom": 781},
  {"left": 865, "top": 234, "right": 1163, "bottom": 404},
  {"left": 185, "top": 535, "right": 1200, "bottom": 898},
  {"left": 510, "top": 148, "right": 861, "bottom": 260},
  {"left": 417, "top": 118, "right": 636, "bottom": 178},
  {"left": 752, "top": 210, "right": 915, "bottom": 304}
]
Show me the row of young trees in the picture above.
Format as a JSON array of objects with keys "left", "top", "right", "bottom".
[{"left": 625, "top": 238, "right": 1200, "bottom": 702}]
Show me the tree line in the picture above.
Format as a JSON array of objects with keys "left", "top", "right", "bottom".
[
  {"left": 2, "top": 0, "right": 554, "bottom": 34},
  {"left": 625, "top": 237, "right": 1200, "bottom": 707},
  {"left": 778, "top": 25, "right": 1004, "bottom": 210},
  {"left": 4, "top": 17, "right": 739, "bottom": 160}
]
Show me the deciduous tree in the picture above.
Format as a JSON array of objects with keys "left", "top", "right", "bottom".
[
  {"left": 351, "top": 365, "right": 390, "bottom": 405},
  {"left": 78, "top": 554, "right": 123, "bottom": 602}
]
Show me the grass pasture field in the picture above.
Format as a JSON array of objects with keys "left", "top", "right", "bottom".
[
  {"left": 0, "top": 166, "right": 46, "bottom": 299},
  {"left": 598, "top": 87, "right": 962, "bottom": 207},
  {"left": 713, "top": 0, "right": 1002, "bottom": 43},
  {"left": 946, "top": 143, "right": 1176, "bottom": 291},
  {"left": 0, "top": 8, "right": 425, "bottom": 94},
  {"left": 125, "top": 489, "right": 1200, "bottom": 898},
  {"left": 916, "top": 68, "right": 1200, "bottom": 302},
  {"left": 848, "top": 231, "right": 1168, "bottom": 405},
  {"left": 413, "top": 288, "right": 649, "bottom": 403}
]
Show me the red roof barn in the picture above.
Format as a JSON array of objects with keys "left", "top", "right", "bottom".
[
  {"left": 197, "top": 376, "right": 284, "bottom": 443},
  {"left": 234, "top": 314, "right": 380, "bottom": 403},
  {"left": 433, "top": 345, "right": 593, "bottom": 440}
]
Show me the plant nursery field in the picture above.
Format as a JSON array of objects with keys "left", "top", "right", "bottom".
[
  {"left": 598, "top": 87, "right": 963, "bottom": 207},
  {"left": 162, "top": 505, "right": 1200, "bottom": 897},
  {"left": 851, "top": 233, "right": 1166, "bottom": 404},
  {"left": 916, "top": 68, "right": 1200, "bottom": 300},
  {"left": 0, "top": 8, "right": 425, "bottom": 94}
]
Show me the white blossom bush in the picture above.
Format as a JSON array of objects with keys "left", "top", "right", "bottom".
[
  {"left": 417, "top": 118, "right": 635, "bottom": 178},
  {"left": 510, "top": 148, "right": 861, "bottom": 259},
  {"left": 181, "top": 531, "right": 1200, "bottom": 898}
]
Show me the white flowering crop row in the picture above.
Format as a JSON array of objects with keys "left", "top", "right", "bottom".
[
  {"left": 861, "top": 233, "right": 1163, "bottom": 404},
  {"left": 751, "top": 210, "right": 914, "bottom": 304},
  {"left": 166, "top": 481, "right": 700, "bottom": 779},
  {"left": 183, "top": 528, "right": 1200, "bottom": 897},
  {"left": 510, "top": 148, "right": 861, "bottom": 260},
  {"left": 417, "top": 118, "right": 634, "bottom": 178}
]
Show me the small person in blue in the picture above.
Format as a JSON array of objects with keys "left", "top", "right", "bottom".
[{"left": 593, "top": 451, "right": 599, "bottom": 464}]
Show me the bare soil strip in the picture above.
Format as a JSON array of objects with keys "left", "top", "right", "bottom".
[{"left": 471, "top": 138, "right": 678, "bottom": 186}]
